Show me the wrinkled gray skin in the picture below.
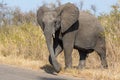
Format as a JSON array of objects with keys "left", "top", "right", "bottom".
[{"left": 37, "top": 3, "right": 108, "bottom": 73}]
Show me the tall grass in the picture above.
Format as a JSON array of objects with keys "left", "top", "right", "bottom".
[{"left": 0, "top": 23, "right": 48, "bottom": 60}]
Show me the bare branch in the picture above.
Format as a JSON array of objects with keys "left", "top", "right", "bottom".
[
  {"left": 91, "top": 5, "right": 97, "bottom": 15},
  {"left": 79, "top": 1, "right": 84, "bottom": 10}
]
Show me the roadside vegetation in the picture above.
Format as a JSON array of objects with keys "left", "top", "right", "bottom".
[{"left": 0, "top": 1, "right": 120, "bottom": 80}]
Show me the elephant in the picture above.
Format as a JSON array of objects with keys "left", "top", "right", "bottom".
[{"left": 37, "top": 3, "right": 108, "bottom": 73}]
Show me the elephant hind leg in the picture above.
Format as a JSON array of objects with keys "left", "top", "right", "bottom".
[
  {"left": 77, "top": 50, "right": 88, "bottom": 69},
  {"left": 94, "top": 38, "right": 108, "bottom": 69},
  {"left": 95, "top": 47, "right": 108, "bottom": 68}
]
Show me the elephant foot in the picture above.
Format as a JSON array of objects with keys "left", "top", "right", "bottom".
[
  {"left": 49, "top": 55, "right": 61, "bottom": 73},
  {"left": 103, "top": 65, "right": 108, "bottom": 69},
  {"left": 78, "top": 60, "right": 86, "bottom": 69},
  {"left": 101, "top": 60, "right": 108, "bottom": 69},
  {"left": 102, "top": 63, "right": 108, "bottom": 69},
  {"left": 54, "top": 62, "right": 61, "bottom": 73},
  {"left": 77, "top": 66, "right": 85, "bottom": 69},
  {"left": 65, "top": 65, "right": 72, "bottom": 70},
  {"left": 65, "top": 61, "right": 72, "bottom": 70}
]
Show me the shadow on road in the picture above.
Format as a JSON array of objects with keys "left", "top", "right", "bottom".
[
  {"left": 40, "top": 77, "right": 68, "bottom": 80},
  {"left": 40, "top": 64, "right": 57, "bottom": 75}
]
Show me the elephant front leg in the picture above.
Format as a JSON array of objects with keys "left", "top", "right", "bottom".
[
  {"left": 64, "top": 45, "right": 73, "bottom": 69},
  {"left": 63, "top": 34, "right": 74, "bottom": 69}
]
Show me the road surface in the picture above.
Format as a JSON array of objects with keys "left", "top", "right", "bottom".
[{"left": 0, "top": 64, "right": 84, "bottom": 80}]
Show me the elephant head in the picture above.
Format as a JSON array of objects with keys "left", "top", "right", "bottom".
[{"left": 37, "top": 3, "right": 79, "bottom": 73}]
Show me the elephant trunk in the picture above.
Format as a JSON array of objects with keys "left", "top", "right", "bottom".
[{"left": 45, "top": 33, "right": 61, "bottom": 73}]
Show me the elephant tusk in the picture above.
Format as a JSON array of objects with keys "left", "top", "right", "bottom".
[{"left": 52, "top": 33, "right": 55, "bottom": 38}]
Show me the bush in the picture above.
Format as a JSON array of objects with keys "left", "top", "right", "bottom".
[{"left": 0, "top": 23, "right": 48, "bottom": 60}]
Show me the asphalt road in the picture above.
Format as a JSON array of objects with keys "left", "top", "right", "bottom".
[{"left": 0, "top": 64, "right": 84, "bottom": 80}]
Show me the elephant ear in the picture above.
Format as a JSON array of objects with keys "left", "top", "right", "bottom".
[
  {"left": 37, "top": 6, "right": 49, "bottom": 30},
  {"left": 57, "top": 3, "right": 79, "bottom": 33}
]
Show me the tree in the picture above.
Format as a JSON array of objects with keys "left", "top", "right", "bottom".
[
  {"left": 79, "top": 0, "right": 84, "bottom": 10},
  {"left": 12, "top": 7, "right": 24, "bottom": 25},
  {"left": 0, "top": 1, "right": 14, "bottom": 27},
  {"left": 91, "top": 5, "right": 96, "bottom": 15},
  {"left": 0, "top": 1, "right": 7, "bottom": 26},
  {"left": 56, "top": 0, "right": 61, "bottom": 6},
  {"left": 111, "top": 4, "right": 120, "bottom": 28},
  {"left": 24, "top": 11, "right": 36, "bottom": 24}
]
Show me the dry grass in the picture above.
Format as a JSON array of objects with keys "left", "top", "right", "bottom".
[
  {"left": 0, "top": 14, "right": 120, "bottom": 80},
  {"left": 0, "top": 55, "right": 46, "bottom": 70},
  {"left": 0, "top": 23, "right": 48, "bottom": 60}
]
